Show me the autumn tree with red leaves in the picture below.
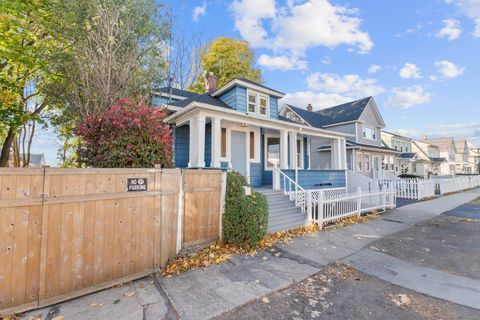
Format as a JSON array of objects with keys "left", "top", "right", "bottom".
[{"left": 76, "top": 98, "right": 173, "bottom": 168}]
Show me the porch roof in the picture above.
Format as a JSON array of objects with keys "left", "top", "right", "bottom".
[
  {"left": 165, "top": 101, "right": 352, "bottom": 140},
  {"left": 317, "top": 140, "right": 398, "bottom": 154}
]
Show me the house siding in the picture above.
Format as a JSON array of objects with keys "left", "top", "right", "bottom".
[
  {"left": 174, "top": 125, "right": 189, "bottom": 168},
  {"left": 218, "top": 86, "right": 247, "bottom": 112},
  {"left": 236, "top": 86, "right": 247, "bottom": 113},
  {"left": 269, "top": 96, "right": 278, "bottom": 119},
  {"left": 281, "top": 170, "right": 346, "bottom": 189},
  {"left": 151, "top": 95, "right": 181, "bottom": 106},
  {"left": 218, "top": 87, "right": 237, "bottom": 109},
  {"left": 204, "top": 123, "right": 211, "bottom": 167},
  {"left": 250, "top": 162, "right": 262, "bottom": 187}
]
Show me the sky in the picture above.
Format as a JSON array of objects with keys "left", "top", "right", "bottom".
[{"left": 33, "top": 0, "right": 480, "bottom": 165}]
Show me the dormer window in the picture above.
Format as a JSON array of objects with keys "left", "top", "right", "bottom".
[
  {"left": 362, "top": 125, "right": 376, "bottom": 141},
  {"left": 247, "top": 90, "right": 269, "bottom": 116}
]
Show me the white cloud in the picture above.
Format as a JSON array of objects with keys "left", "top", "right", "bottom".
[
  {"left": 436, "top": 19, "right": 462, "bottom": 40},
  {"left": 281, "top": 72, "right": 384, "bottom": 110},
  {"left": 474, "top": 18, "right": 480, "bottom": 37},
  {"left": 306, "top": 72, "right": 385, "bottom": 97},
  {"left": 368, "top": 64, "right": 381, "bottom": 74},
  {"left": 385, "top": 85, "right": 432, "bottom": 108},
  {"left": 433, "top": 60, "right": 465, "bottom": 79},
  {"left": 257, "top": 54, "right": 307, "bottom": 70},
  {"left": 192, "top": 1, "right": 207, "bottom": 22},
  {"left": 231, "top": 0, "right": 373, "bottom": 70},
  {"left": 399, "top": 63, "right": 422, "bottom": 79},
  {"left": 444, "top": 0, "right": 480, "bottom": 36},
  {"left": 281, "top": 91, "right": 352, "bottom": 110},
  {"left": 392, "top": 121, "right": 480, "bottom": 145}
]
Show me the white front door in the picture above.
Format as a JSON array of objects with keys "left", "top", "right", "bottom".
[{"left": 231, "top": 131, "right": 247, "bottom": 176}]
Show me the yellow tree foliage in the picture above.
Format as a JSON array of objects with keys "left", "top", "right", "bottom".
[{"left": 189, "top": 37, "right": 262, "bottom": 93}]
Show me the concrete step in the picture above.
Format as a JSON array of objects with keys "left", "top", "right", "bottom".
[
  {"left": 268, "top": 200, "right": 297, "bottom": 211},
  {"left": 269, "top": 212, "right": 306, "bottom": 227},
  {"left": 269, "top": 205, "right": 303, "bottom": 217},
  {"left": 268, "top": 218, "right": 307, "bottom": 233}
]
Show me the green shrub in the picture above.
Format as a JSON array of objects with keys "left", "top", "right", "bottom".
[
  {"left": 399, "top": 173, "right": 423, "bottom": 179},
  {"left": 222, "top": 171, "right": 269, "bottom": 247}
]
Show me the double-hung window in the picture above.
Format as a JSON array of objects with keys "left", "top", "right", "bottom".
[
  {"left": 247, "top": 91, "right": 269, "bottom": 116},
  {"left": 362, "top": 126, "right": 376, "bottom": 141}
]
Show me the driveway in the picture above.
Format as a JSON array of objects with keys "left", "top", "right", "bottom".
[{"left": 218, "top": 197, "right": 480, "bottom": 319}]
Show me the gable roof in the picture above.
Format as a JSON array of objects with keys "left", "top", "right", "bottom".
[
  {"left": 212, "top": 78, "right": 285, "bottom": 98},
  {"left": 421, "top": 137, "right": 456, "bottom": 151},
  {"left": 153, "top": 87, "right": 199, "bottom": 99},
  {"left": 315, "top": 97, "right": 373, "bottom": 126},
  {"left": 284, "top": 97, "right": 381, "bottom": 129},
  {"left": 397, "top": 152, "right": 418, "bottom": 160},
  {"left": 454, "top": 139, "right": 469, "bottom": 153},
  {"left": 169, "top": 93, "right": 232, "bottom": 109}
]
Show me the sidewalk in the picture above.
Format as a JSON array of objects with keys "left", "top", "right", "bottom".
[{"left": 19, "top": 188, "right": 480, "bottom": 320}]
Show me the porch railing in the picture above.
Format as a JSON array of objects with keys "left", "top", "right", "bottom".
[
  {"left": 272, "top": 165, "right": 306, "bottom": 208},
  {"left": 306, "top": 186, "right": 396, "bottom": 227},
  {"left": 272, "top": 166, "right": 396, "bottom": 227}
]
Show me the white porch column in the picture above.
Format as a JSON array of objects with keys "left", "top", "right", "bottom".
[
  {"left": 188, "top": 113, "right": 206, "bottom": 168},
  {"left": 211, "top": 117, "right": 221, "bottom": 168},
  {"left": 289, "top": 131, "right": 297, "bottom": 169},
  {"left": 280, "top": 130, "right": 288, "bottom": 169},
  {"left": 331, "top": 139, "right": 338, "bottom": 170},
  {"left": 339, "top": 138, "right": 347, "bottom": 170}
]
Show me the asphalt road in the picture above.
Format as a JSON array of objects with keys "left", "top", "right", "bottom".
[{"left": 216, "top": 200, "right": 480, "bottom": 320}]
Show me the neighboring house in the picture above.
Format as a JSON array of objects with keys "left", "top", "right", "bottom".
[
  {"left": 8, "top": 153, "right": 46, "bottom": 168},
  {"left": 454, "top": 139, "right": 475, "bottom": 174},
  {"left": 280, "top": 97, "right": 398, "bottom": 179},
  {"left": 420, "top": 137, "right": 457, "bottom": 175},
  {"left": 412, "top": 140, "right": 446, "bottom": 176},
  {"left": 152, "top": 77, "right": 350, "bottom": 190},
  {"left": 467, "top": 143, "right": 480, "bottom": 174},
  {"left": 382, "top": 131, "right": 446, "bottom": 177}
]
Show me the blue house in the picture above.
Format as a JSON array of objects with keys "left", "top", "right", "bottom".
[{"left": 152, "top": 78, "right": 350, "bottom": 192}]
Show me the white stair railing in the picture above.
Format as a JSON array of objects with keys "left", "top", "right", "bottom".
[{"left": 272, "top": 165, "right": 306, "bottom": 209}]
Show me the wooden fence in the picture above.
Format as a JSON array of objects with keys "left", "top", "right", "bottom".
[{"left": 0, "top": 168, "right": 225, "bottom": 315}]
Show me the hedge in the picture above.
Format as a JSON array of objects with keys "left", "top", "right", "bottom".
[{"left": 222, "top": 171, "right": 269, "bottom": 247}]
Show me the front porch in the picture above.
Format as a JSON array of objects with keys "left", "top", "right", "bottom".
[{"left": 172, "top": 109, "right": 349, "bottom": 188}]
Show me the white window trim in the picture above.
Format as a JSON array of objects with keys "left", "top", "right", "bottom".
[
  {"left": 264, "top": 133, "right": 280, "bottom": 171},
  {"left": 247, "top": 88, "right": 269, "bottom": 117},
  {"left": 362, "top": 125, "right": 377, "bottom": 141},
  {"left": 356, "top": 151, "right": 363, "bottom": 172},
  {"left": 296, "top": 137, "right": 304, "bottom": 169},
  {"left": 364, "top": 152, "right": 371, "bottom": 172}
]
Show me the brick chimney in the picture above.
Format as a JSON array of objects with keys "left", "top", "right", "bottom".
[
  {"left": 204, "top": 71, "right": 217, "bottom": 94},
  {"left": 307, "top": 103, "right": 313, "bottom": 112}
]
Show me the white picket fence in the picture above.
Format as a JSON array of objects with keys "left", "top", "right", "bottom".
[
  {"left": 377, "top": 175, "right": 480, "bottom": 200},
  {"left": 377, "top": 178, "right": 436, "bottom": 200},
  {"left": 433, "top": 175, "right": 480, "bottom": 195},
  {"left": 304, "top": 187, "right": 396, "bottom": 226}
]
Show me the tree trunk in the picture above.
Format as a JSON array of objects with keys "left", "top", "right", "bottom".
[{"left": 0, "top": 127, "right": 16, "bottom": 167}]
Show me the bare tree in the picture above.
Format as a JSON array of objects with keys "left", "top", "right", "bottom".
[
  {"left": 52, "top": 0, "right": 168, "bottom": 120},
  {"left": 169, "top": 28, "right": 207, "bottom": 90}
]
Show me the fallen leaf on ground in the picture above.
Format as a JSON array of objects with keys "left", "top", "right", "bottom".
[
  {"left": 123, "top": 291, "right": 136, "bottom": 297},
  {"left": 387, "top": 293, "right": 412, "bottom": 307},
  {"left": 262, "top": 297, "right": 270, "bottom": 304},
  {"left": 51, "top": 316, "right": 64, "bottom": 320}
]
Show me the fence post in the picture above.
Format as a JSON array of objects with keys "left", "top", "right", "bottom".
[
  {"left": 318, "top": 191, "right": 324, "bottom": 229},
  {"left": 356, "top": 187, "right": 362, "bottom": 216},
  {"left": 307, "top": 190, "right": 312, "bottom": 221},
  {"left": 176, "top": 170, "right": 184, "bottom": 254}
]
